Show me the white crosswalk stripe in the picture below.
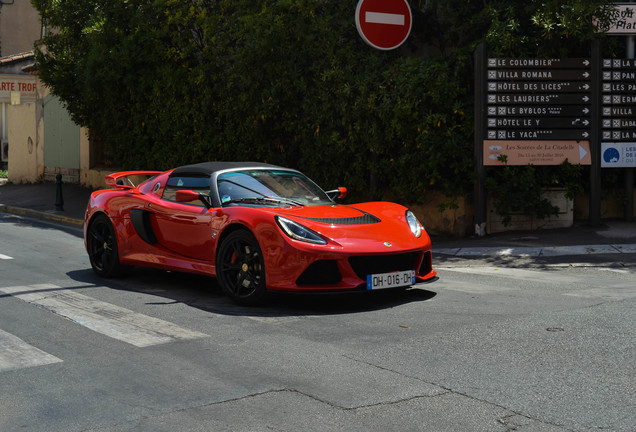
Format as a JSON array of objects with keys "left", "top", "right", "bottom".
[
  {"left": 0, "top": 253, "right": 13, "bottom": 259},
  {"left": 0, "top": 284, "right": 208, "bottom": 347},
  {"left": 0, "top": 328, "right": 62, "bottom": 372}
]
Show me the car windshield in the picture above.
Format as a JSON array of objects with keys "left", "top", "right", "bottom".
[{"left": 216, "top": 169, "right": 333, "bottom": 207}]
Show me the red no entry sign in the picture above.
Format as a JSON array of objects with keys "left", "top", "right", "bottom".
[{"left": 355, "top": 0, "right": 412, "bottom": 50}]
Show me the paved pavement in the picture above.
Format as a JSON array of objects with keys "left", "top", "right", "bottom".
[
  {"left": 434, "top": 222, "right": 636, "bottom": 258},
  {"left": 1, "top": 180, "right": 636, "bottom": 258},
  {"left": 0, "top": 181, "right": 90, "bottom": 229}
]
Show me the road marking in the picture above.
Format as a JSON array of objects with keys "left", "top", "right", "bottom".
[
  {"left": 247, "top": 316, "right": 305, "bottom": 324},
  {"left": 0, "top": 328, "right": 62, "bottom": 372},
  {"left": 0, "top": 284, "right": 208, "bottom": 347},
  {"left": 365, "top": 11, "right": 405, "bottom": 26},
  {"left": 598, "top": 268, "right": 630, "bottom": 274},
  {"left": 0, "top": 254, "right": 13, "bottom": 260}
]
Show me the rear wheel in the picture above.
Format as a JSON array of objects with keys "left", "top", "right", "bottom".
[
  {"left": 87, "top": 214, "right": 124, "bottom": 277},
  {"left": 217, "top": 230, "right": 267, "bottom": 305}
]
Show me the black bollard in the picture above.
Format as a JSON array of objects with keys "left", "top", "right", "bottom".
[{"left": 55, "top": 173, "right": 64, "bottom": 211}]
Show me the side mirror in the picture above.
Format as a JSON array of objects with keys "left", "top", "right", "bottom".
[
  {"left": 326, "top": 187, "right": 347, "bottom": 200},
  {"left": 175, "top": 190, "right": 201, "bottom": 203},
  {"left": 175, "top": 189, "right": 213, "bottom": 208}
]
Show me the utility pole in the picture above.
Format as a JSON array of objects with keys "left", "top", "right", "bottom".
[{"left": 625, "top": 32, "right": 635, "bottom": 221}]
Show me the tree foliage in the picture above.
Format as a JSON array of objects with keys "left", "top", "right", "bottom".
[{"left": 32, "top": 0, "right": 614, "bottom": 205}]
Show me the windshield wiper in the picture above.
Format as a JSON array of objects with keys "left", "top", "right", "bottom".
[{"left": 223, "top": 197, "right": 303, "bottom": 207}]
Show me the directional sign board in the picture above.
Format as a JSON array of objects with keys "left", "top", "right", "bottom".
[
  {"left": 487, "top": 129, "right": 590, "bottom": 140},
  {"left": 355, "top": 0, "right": 412, "bottom": 50},
  {"left": 487, "top": 58, "right": 590, "bottom": 68},
  {"left": 488, "top": 69, "right": 590, "bottom": 81},
  {"left": 488, "top": 81, "right": 590, "bottom": 92},
  {"left": 600, "top": 56, "right": 636, "bottom": 176},
  {"left": 488, "top": 117, "right": 590, "bottom": 129},
  {"left": 487, "top": 93, "right": 591, "bottom": 104},
  {"left": 484, "top": 57, "right": 592, "bottom": 166},
  {"left": 485, "top": 140, "right": 591, "bottom": 166},
  {"left": 488, "top": 106, "right": 590, "bottom": 116},
  {"left": 600, "top": 58, "right": 636, "bottom": 168}
]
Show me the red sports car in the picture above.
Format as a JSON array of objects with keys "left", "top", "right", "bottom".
[{"left": 84, "top": 162, "right": 437, "bottom": 304}]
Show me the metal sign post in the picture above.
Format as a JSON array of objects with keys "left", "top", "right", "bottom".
[
  {"left": 626, "top": 33, "right": 635, "bottom": 221},
  {"left": 474, "top": 43, "right": 487, "bottom": 236},
  {"left": 590, "top": 39, "right": 602, "bottom": 226}
]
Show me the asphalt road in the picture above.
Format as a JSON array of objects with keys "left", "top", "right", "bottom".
[{"left": 0, "top": 213, "right": 634, "bottom": 432}]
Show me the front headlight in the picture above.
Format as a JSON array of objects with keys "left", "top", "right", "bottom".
[
  {"left": 405, "top": 210, "right": 422, "bottom": 238},
  {"left": 275, "top": 216, "right": 327, "bottom": 245}
]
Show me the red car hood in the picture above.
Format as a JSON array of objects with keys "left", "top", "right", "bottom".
[{"left": 264, "top": 202, "right": 430, "bottom": 252}]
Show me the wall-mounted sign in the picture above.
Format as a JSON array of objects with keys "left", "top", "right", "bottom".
[
  {"left": 0, "top": 74, "right": 37, "bottom": 104},
  {"left": 601, "top": 142, "right": 636, "bottom": 167},
  {"left": 596, "top": 4, "right": 636, "bottom": 35}
]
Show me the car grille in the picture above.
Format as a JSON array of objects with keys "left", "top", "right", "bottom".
[
  {"left": 296, "top": 260, "right": 342, "bottom": 286},
  {"left": 348, "top": 252, "right": 419, "bottom": 280}
]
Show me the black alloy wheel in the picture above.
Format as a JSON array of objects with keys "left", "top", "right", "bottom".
[
  {"left": 87, "top": 214, "right": 123, "bottom": 277},
  {"left": 217, "top": 230, "right": 267, "bottom": 305}
]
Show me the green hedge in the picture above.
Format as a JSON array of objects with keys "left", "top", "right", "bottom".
[{"left": 33, "top": 0, "right": 615, "bottom": 208}]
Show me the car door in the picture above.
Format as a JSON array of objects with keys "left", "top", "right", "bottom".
[{"left": 149, "top": 174, "right": 216, "bottom": 261}]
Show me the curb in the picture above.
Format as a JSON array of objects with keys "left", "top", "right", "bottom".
[{"left": 0, "top": 204, "right": 84, "bottom": 228}]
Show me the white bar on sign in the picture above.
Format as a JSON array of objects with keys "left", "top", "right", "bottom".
[
  {"left": 0, "top": 329, "right": 62, "bottom": 372},
  {"left": 365, "top": 11, "right": 405, "bottom": 26},
  {"left": 0, "top": 284, "right": 208, "bottom": 347}
]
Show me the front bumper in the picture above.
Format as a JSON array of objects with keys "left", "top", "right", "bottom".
[{"left": 264, "top": 246, "right": 436, "bottom": 292}]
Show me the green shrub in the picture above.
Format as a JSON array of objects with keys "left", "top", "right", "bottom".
[{"left": 32, "top": 0, "right": 614, "bottom": 209}]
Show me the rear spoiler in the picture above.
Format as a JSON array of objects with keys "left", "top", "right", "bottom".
[{"left": 104, "top": 171, "right": 163, "bottom": 189}]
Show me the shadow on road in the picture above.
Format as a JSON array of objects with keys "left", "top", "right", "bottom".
[{"left": 67, "top": 267, "right": 437, "bottom": 318}]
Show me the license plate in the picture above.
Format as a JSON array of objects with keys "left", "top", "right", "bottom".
[{"left": 366, "top": 270, "right": 415, "bottom": 290}]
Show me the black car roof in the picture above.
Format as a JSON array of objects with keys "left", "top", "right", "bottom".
[{"left": 170, "top": 161, "right": 285, "bottom": 177}]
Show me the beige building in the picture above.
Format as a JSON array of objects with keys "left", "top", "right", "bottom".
[
  {"left": 0, "top": 0, "right": 96, "bottom": 186},
  {"left": 0, "top": 0, "right": 41, "bottom": 176},
  {"left": 0, "top": 0, "right": 41, "bottom": 57},
  {"left": 0, "top": 53, "right": 39, "bottom": 180}
]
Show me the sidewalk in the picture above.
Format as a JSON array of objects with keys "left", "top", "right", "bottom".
[
  {"left": 434, "top": 221, "right": 636, "bottom": 258},
  {"left": 1, "top": 181, "right": 636, "bottom": 257},
  {"left": 0, "top": 181, "right": 92, "bottom": 228}
]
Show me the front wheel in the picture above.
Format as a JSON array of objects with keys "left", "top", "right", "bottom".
[
  {"left": 217, "top": 230, "right": 267, "bottom": 305},
  {"left": 86, "top": 214, "right": 124, "bottom": 277}
]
